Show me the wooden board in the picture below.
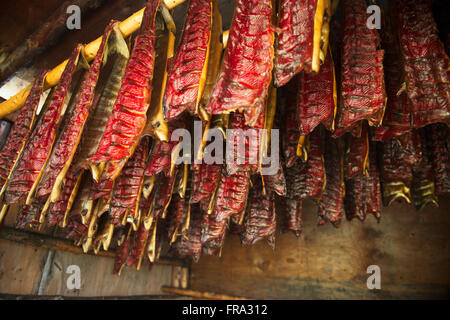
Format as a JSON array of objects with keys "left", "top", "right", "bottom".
[
  {"left": 0, "top": 236, "right": 175, "bottom": 297},
  {"left": 0, "top": 0, "right": 180, "bottom": 298},
  {"left": 189, "top": 197, "right": 450, "bottom": 299},
  {"left": 0, "top": 240, "right": 49, "bottom": 295},
  {"left": 41, "top": 250, "right": 172, "bottom": 297},
  {"left": 0, "top": 227, "right": 180, "bottom": 296}
]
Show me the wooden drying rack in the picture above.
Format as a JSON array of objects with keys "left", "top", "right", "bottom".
[
  {"left": 0, "top": 0, "right": 242, "bottom": 299},
  {"left": 0, "top": 0, "right": 186, "bottom": 118}
]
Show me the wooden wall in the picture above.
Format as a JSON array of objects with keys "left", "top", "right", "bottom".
[
  {"left": 0, "top": 204, "right": 175, "bottom": 297},
  {"left": 2, "top": 198, "right": 449, "bottom": 298},
  {"left": 0, "top": 0, "right": 176, "bottom": 298},
  {"left": 189, "top": 198, "right": 450, "bottom": 299},
  {"left": 0, "top": 240, "right": 174, "bottom": 297}
]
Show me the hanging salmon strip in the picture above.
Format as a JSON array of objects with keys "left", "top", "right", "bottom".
[
  {"left": 318, "top": 134, "right": 344, "bottom": 227},
  {"left": 205, "top": 0, "right": 274, "bottom": 126},
  {"left": 280, "top": 77, "right": 301, "bottom": 168},
  {"left": 166, "top": 193, "right": 191, "bottom": 245},
  {"left": 213, "top": 168, "right": 251, "bottom": 222},
  {"left": 334, "top": 0, "right": 386, "bottom": 136},
  {"left": 379, "top": 131, "right": 423, "bottom": 206},
  {"left": 152, "top": 171, "right": 177, "bottom": 219},
  {"left": 286, "top": 128, "right": 325, "bottom": 201},
  {"left": 36, "top": 22, "right": 117, "bottom": 203},
  {"left": 200, "top": 202, "right": 227, "bottom": 256},
  {"left": 426, "top": 123, "right": 450, "bottom": 195},
  {"left": 47, "top": 165, "right": 83, "bottom": 227},
  {"left": 144, "top": 139, "right": 176, "bottom": 177},
  {"left": 172, "top": 203, "right": 203, "bottom": 262},
  {"left": 144, "top": 122, "right": 185, "bottom": 177},
  {"left": 190, "top": 164, "right": 221, "bottom": 204},
  {"left": 15, "top": 201, "right": 41, "bottom": 229},
  {"left": 262, "top": 164, "right": 287, "bottom": 197},
  {"left": 0, "top": 70, "right": 47, "bottom": 198},
  {"left": 4, "top": 45, "right": 84, "bottom": 205},
  {"left": 164, "top": 0, "right": 217, "bottom": 120},
  {"left": 395, "top": 0, "right": 450, "bottom": 128},
  {"left": 297, "top": 49, "right": 336, "bottom": 136},
  {"left": 226, "top": 111, "right": 265, "bottom": 175},
  {"left": 109, "top": 137, "right": 150, "bottom": 227},
  {"left": 127, "top": 222, "right": 151, "bottom": 269},
  {"left": 89, "top": 0, "right": 161, "bottom": 179},
  {"left": 279, "top": 197, "right": 302, "bottom": 237},
  {"left": 411, "top": 129, "right": 438, "bottom": 210},
  {"left": 373, "top": 5, "right": 411, "bottom": 141},
  {"left": 345, "top": 143, "right": 382, "bottom": 221},
  {"left": 113, "top": 226, "right": 132, "bottom": 275},
  {"left": 74, "top": 24, "right": 130, "bottom": 181},
  {"left": 344, "top": 123, "right": 369, "bottom": 180},
  {"left": 275, "top": 0, "right": 331, "bottom": 87},
  {"left": 241, "top": 178, "right": 276, "bottom": 249}
]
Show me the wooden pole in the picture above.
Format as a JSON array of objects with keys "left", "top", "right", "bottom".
[
  {"left": 0, "top": 0, "right": 187, "bottom": 119},
  {"left": 161, "top": 287, "right": 249, "bottom": 300}
]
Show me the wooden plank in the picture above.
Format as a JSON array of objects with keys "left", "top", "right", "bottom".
[
  {"left": 189, "top": 197, "right": 450, "bottom": 299},
  {"left": 0, "top": 230, "right": 178, "bottom": 297},
  {"left": 0, "top": 240, "right": 48, "bottom": 295},
  {"left": 0, "top": 226, "right": 185, "bottom": 266},
  {"left": 0, "top": 228, "right": 183, "bottom": 297},
  {"left": 41, "top": 250, "right": 173, "bottom": 297}
]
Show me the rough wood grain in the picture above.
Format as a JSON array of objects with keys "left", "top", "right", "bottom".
[
  {"left": 190, "top": 198, "right": 450, "bottom": 299},
  {"left": 41, "top": 250, "right": 172, "bottom": 297},
  {"left": 0, "top": 227, "right": 185, "bottom": 266},
  {"left": 0, "top": 240, "right": 48, "bottom": 295},
  {"left": 0, "top": 237, "right": 175, "bottom": 297}
]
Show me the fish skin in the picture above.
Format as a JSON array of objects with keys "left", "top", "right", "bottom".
[
  {"left": 0, "top": 70, "right": 47, "bottom": 196},
  {"left": 4, "top": 45, "right": 83, "bottom": 205},
  {"left": 275, "top": 0, "right": 316, "bottom": 87},
  {"left": 164, "top": 0, "right": 212, "bottom": 120},
  {"left": 89, "top": 0, "right": 161, "bottom": 170},
  {"left": 205, "top": 0, "right": 274, "bottom": 126}
]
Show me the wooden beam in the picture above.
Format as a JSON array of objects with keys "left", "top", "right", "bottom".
[
  {"left": 162, "top": 287, "right": 249, "bottom": 300},
  {"left": 0, "top": 0, "right": 187, "bottom": 119},
  {"left": 0, "top": 226, "right": 186, "bottom": 267}
]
